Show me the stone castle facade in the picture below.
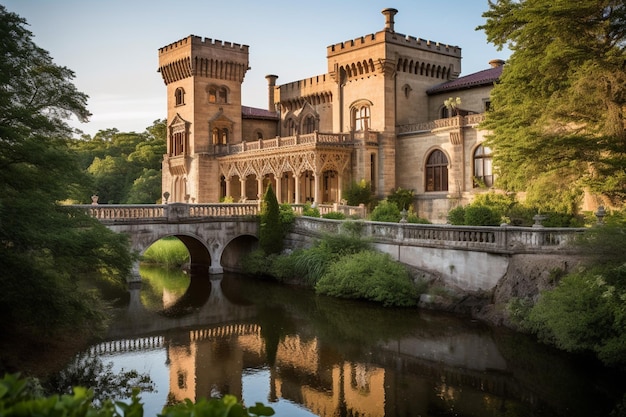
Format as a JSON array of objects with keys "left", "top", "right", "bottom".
[{"left": 158, "top": 8, "right": 502, "bottom": 222}]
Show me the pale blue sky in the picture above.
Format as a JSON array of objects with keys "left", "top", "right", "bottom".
[{"left": 3, "top": 0, "right": 510, "bottom": 136}]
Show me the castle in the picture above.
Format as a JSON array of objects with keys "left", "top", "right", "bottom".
[{"left": 158, "top": 8, "right": 502, "bottom": 222}]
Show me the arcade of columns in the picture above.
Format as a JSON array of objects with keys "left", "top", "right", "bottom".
[{"left": 218, "top": 145, "right": 352, "bottom": 203}]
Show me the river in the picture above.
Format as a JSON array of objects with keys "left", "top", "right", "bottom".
[{"left": 53, "top": 266, "right": 625, "bottom": 417}]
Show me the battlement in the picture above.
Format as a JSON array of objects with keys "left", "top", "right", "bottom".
[
  {"left": 327, "top": 30, "right": 461, "bottom": 58},
  {"left": 159, "top": 35, "right": 249, "bottom": 55},
  {"left": 280, "top": 74, "right": 331, "bottom": 92}
]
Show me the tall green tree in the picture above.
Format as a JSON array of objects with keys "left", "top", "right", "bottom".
[
  {"left": 259, "top": 184, "right": 283, "bottom": 254},
  {"left": 479, "top": 0, "right": 626, "bottom": 212},
  {"left": 0, "top": 5, "right": 132, "bottom": 345}
]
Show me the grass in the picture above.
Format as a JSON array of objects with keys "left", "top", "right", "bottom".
[{"left": 141, "top": 237, "right": 190, "bottom": 268}]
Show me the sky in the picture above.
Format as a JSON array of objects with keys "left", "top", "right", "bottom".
[{"left": 3, "top": 0, "right": 511, "bottom": 137}]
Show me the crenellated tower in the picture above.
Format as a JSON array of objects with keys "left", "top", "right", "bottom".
[{"left": 158, "top": 35, "right": 250, "bottom": 203}]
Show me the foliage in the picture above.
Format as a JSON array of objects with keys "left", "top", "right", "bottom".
[
  {"left": 369, "top": 199, "right": 401, "bottom": 222},
  {"left": 343, "top": 179, "right": 372, "bottom": 207},
  {"left": 443, "top": 97, "right": 462, "bottom": 116},
  {"left": 141, "top": 237, "right": 190, "bottom": 268},
  {"left": 241, "top": 249, "right": 277, "bottom": 278},
  {"left": 464, "top": 205, "right": 502, "bottom": 226},
  {"left": 478, "top": 0, "right": 626, "bottom": 208},
  {"left": 278, "top": 203, "right": 296, "bottom": 233},
  {"left": 521, "top": 217, "right": 626, "bottom": 368},
  {"left": 259, "top": 184, "right": 283, "bottom": 254},
  {"left": 406, "top": 207, "right": 431, "bottom": 224},
  {"left": 0, "top": 373, "right": 273, "bottom": 417},
  {"left": 322, "top": 211, "right": 346, "bottom": 220},
  {"left": 447, "top": 203, "right": 501, "bottom": 226},
  {"left": 447, "top": 205, "right": 466, "bottom": 225},
  {"left": 44, "top": 355, "right": 154, "bottom": 406},
  {"left": 69, "top": 120, "right": 166, "bottom": 204},
  {"left": 0, "top": 6, "right": 132, "bottom": 337},
  {"left": 270, "top": 232, "right": 372, "bottom": 286},
  {"left": 301, "top": 202, "right": 320, "bottom": 218},
  {"left": 387, "top": 187, "right": 415, "bottom": 210},
  {"left": 315, "top": 251, "right": 420, "bottom": 307},
  {"left": 526, "top": 264, "right": 626, "bottom": 367}
]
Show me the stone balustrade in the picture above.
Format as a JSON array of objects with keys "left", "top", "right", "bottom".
[
  {"left": 293, "top": 217, "right": 585, "bottom": 254},
  {"left": 77, "top": 203, "right": 585, "bottom": 254}
]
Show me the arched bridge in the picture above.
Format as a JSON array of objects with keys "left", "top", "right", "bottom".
[{"left": 79, "top": 203, "right": 586, "bottom": 292}]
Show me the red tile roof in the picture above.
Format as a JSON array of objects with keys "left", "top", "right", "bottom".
[
  {"left": 242, "top": 105, "right": 279, "bottom": 120},
  {"left": 427, "top": 65, "right": 503, "bottom": 95}
]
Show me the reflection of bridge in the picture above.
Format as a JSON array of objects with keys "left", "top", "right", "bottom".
[{"left": 79, "top": 203, "right": 586, "bottom": 292}]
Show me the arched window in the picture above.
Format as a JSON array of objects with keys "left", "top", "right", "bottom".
[
  {"left": 174, "top": 87, "right": 185, "bottom": 106},
  {"left": 425, "top": 150, "right": 448, "bottom": 192},
  {"left": 208, "top": 87, "right": 217, "bottom": 103},
  {"left": 353, "top": 105, "right": 370, "bottom": 131},
  {"left": 440, "top": 106, "right": 449, "bottom": 119},
  {"left": 303, "top": 115, "right": 316, "bottom": 134},
  {"left": 473, "top": 144, "right": 493, "bottom": 187}
]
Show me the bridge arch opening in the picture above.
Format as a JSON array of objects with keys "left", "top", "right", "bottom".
[
  {"left": 221, "top": 234, "right": 259, "bottom": 272},
  {"left": 141, "top": 234, "right": 211, "bottom": 272}
]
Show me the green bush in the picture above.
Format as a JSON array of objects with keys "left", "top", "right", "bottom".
[
  {"left": 464, "top": 205, "right": 501, "bottom": 226},
  {"left": 369, "top": 199, "right": 401, "bottom": 222},
  {"left": 406, "top": 207, "right": 430, "bottom": 224},
  {"left": 343, "top": 179, "right": 372, "bottom": 207},
  {"left": 322, "top": 211, "right": 346, "bottom": 220},
  {"left": 387, "top": 187, "right": 414, "bottom": 210},
  {"left": 447, "top": 205, "right": 466, "bottom": 225},
  {"left": 315, "top": 251, "right": 420, "bottom": 307},
  {"left": 278, "top": 203, "right": 296, "bottom": 232},
  {"left": 301, "top": 202, "right": 320, "bottom": 218}
]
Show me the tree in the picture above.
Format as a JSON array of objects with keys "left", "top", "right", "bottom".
[
  {"left": 0, "top": 6, "right": 132, "bottom": 344},
  {"left": 478, "top": 0, "right": 626, "bottom": 211},
  {"left": 259, "top": 184, "right": 283, "bottom": 254}
]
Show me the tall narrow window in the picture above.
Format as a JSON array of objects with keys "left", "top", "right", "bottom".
[
  {"left": 354, "top": 105, "right": 370, "bottom": 131},
  {"left": 473, "top": 144, "right": 493, "bottom": 187},
  {"left": 218, "top": 87, "right": 227, "bottom": 103},
  {"left": 303, "top": 115, "right": 316, "bottom": 134},
  {"left": 425, "top": 150, "right": 448, "bottom": 192},
  {"left": 208, "top": 87, "right": 217, "bottom": 103},
  {"left": 174, "top": 87, "right": 185, "bottom": 106}
]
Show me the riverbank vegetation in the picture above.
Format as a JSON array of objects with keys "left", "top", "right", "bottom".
[{"left": 508, "top": 211, "right": 626, "bottom": 369}]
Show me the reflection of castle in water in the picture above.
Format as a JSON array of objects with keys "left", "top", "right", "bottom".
[
  {"left": 163, "top": 322, "right": 513, "bottom": 417},
  {"left": 96, "top": 275, "right": 527, "bottom": 416}
]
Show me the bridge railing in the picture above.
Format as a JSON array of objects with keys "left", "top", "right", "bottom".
[
  {"left": 74, "top": 203, "right": 260, "bottom": 223},
  {"left": 292, "top": 217, "right": 586, "bottom": 253},
  {"left": 75, "top": 202, "right": 367, "bottom": 223}
]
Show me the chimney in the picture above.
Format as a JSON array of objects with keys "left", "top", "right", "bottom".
[
  {"left": 265, "top": 74, "right": 278, "bottom": 112},
  {"left": 381, "top": 8, "right": 398, "bottom": 32},
  {"left": 489, "top": 59, "right": 505, "bottom": 68}
]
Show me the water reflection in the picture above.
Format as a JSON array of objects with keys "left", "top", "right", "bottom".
[{"left": 66, "top": 267, "right": 624, "bottom": 417}]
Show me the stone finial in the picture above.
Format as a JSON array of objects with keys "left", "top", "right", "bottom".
[
  {"left": 382, "top": 8, "right": 398, "bottom": 32},
  {"left": 489, "top": 59, "right": 505, "bottom": 68}
]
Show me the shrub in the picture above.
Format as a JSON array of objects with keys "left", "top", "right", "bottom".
[
  {"left": 343, "top": 179, "right": 372, "bottom": 207},
  {"left": 301, "top": 202, "right": 320, "bottom": 218},
  {"left": 387, "top": 187, "right": 414, "bottom": 210},
  {"left": 406, "top": 207, "right": 430, "bottom": 224},
  {"left": 315, "top": 251, "right": 420, "bottom": 307},
  {"left": 464, "top": 205, "right": 501, "bottom": 226},
  {"left": 369, "top": 199, "right": 401, "bottom": 222},
  {"left": 447, "top": 205, "right": 465, "bottom": 225},
  {"left": 278, "top": 203, "right": 296, "bottom": 232},
  {"left": 322, "top": 211, "right": 346, "bottom": 220}
]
